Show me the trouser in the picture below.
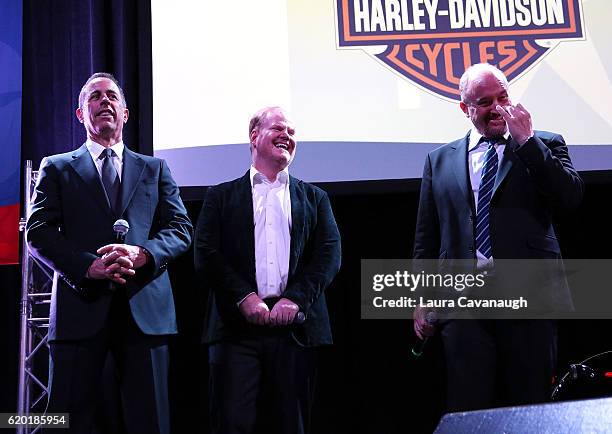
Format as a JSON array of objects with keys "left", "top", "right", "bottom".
[
  {"left": 441, "top": 319, "right": 557, "bottom": 412},
  {"left": 45, "top": 290, "right": 170, "bottom": 434},
  {"left": 209, "top": 331, "right": 317, "bottom": 434}
]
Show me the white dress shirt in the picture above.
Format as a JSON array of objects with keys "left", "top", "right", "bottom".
[
  {"left": 250, "top": 166, "right": 292, "bottom": 300},
  {"left": 86, "top": 139, "right": 124, "bottom": 182},
  {"left": 467, "top": 129, "right": 509, "bottom": 263}
]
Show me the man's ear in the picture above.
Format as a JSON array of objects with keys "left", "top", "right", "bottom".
[
  {"left": 459, "top": 101, "right": 469, "bottom": 117},
  {"left": 123, "top": 108, "right": 129, "bottom": 123},
  {"left": 76, "top": 107, "right": 84, "bottom": 123},
  {"left": 249, "top": 129, "right": 258, "bottom": 148}
]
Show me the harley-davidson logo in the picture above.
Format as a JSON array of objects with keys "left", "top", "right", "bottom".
[{"left": 335, "top": 0, "right": 584, "bottom": 101}]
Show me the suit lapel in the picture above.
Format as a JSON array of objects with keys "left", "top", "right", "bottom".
[
  {"left": 69, "top": 143, "right": 114, "bottom": 217},
  {"left": 289, "top": 176, "right": 304, "bottom": 274},
  {"left": 237, "top": 173, "right": 256, "bottom": 278},
  {"left": 492, "top": 138, "right": 516, "bottom": 199},
  {"left": 118, "top": 147, "right": 145, "bottom": 217},
  {"left": 451, "top": 134, "right": 473, "bottom": 210}
]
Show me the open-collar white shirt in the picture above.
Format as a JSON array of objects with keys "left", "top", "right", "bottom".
[{"left": 249, "top": 165, "right": 292, "bottom": 300}]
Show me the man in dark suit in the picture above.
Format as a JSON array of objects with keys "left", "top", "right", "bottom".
[
  {"left": 26, "top": 72, "right": 192, "bottom": 433},
  {"left": 412, "top": 63, "right": 583, "bottom": 411},
  {"left": 195, "top": 106, "right": 341, "bottom": 434}
]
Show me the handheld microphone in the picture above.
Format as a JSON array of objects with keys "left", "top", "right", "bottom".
[
  {"left": 108, "top": 219, "right": 129, "bottom": 291},
  {"left": 113, "top": 219, "right": 129, "bottom": 243},
  {"left": 411, "top": 311, "right": 438, "bottom": 358},
  {"left": 262, "top": 298, "right": 306, "bottom": 325},
  {"left": 294, "top": 311, "right": 306, "bottom": 324}
]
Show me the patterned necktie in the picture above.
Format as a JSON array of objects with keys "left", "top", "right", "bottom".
[
  {"left": 100, "top": 148, "right": 120, "bottom": 213},
  {"left": 475, "top": 141, "right": 499, "bottom": 259}
]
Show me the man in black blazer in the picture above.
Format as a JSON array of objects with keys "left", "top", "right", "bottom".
[
  {"left": 195, "top": 106, "right": 341, "bottom": 434},
  {"left": 413, "top": 63, "right": 583, "bottom": 411},
  {"left": 26, "top": 73, "right": 192, "bottom": 433}
]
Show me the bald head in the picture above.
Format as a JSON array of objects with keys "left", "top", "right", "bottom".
[
  {"left": 459, "top": 63, "right": 509, "bottom": 104},
  {"left": 459, "top": 64, "right": 512, "bottom": 138}
]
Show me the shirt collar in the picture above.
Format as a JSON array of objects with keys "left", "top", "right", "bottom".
[
  {"left": 468, "top": 128, "right": 510, "bottom": 152},
  {"left": 86, "top": 139, "right": 125, "bottom": 161},
  {"left": 249, "top": 165, "right": 290, "bottom": 188}
]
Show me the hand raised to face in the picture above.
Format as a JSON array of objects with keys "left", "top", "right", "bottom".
[{"left": 495, "top": 103, "right": 534, "bottom": 146}]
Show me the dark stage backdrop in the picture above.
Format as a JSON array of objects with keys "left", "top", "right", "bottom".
[
  {"left": 4, "top": 173, "right": 612, "bottom": 433},
  {"left": 168, "top": 172, "right": 612, "bottom": 434}
]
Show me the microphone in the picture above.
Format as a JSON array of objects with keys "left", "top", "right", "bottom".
[
  {"left": 263, "top": 297, "right": 306, "bottom": 325},
  {"left": 294, "top": 311, "right": 306, "bottom": 324},
  {"left": 411, "top": 311, "right": 438, "bottom": 358},
  {"left": 113, "top": 219, "right": 129, "bottom": 243},
  {"left": 108, "top": 219, "right": 129, "bottom": 291}
]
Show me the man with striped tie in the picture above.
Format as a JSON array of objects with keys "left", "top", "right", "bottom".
[{"left": 412, "top": 63, "right": 583, "bottom": 411}]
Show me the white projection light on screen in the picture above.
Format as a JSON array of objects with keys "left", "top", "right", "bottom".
[
  {"left": 152, "top": 1, "right": 612, "bottom": 186},
  {"left": 151, "top": 1, "right": 291, "bottom": 151}
]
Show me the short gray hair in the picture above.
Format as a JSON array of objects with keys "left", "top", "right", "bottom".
[
  {"left": 459, "top": 63, "right": 508, "bottom": 103},
  {"left": 78, "top": 72, "right": 127, "bottom": 109}
]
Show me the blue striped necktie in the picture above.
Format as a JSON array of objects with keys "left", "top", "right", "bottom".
[
  {"left": 475, "top": 141, "right": 499, "bottom": 259},
  {"left": 100, "top": 148, "right": 120, "bottom": 213}
]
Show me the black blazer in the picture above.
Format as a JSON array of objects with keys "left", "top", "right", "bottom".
[
  {"left": 26, "top": 144, "right": 193, "bottom": 340},
  {"left": 413, "top": 130, "right": 583, "bottom": 312},
  {"left": 195, "top": 172, "right": 341, "bottom": 347}
]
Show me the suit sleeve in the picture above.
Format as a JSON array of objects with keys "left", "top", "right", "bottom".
[
  {"left": 140, "top": 159, "right": 193, "bottom": 277},
  {"left": 194, "top": 186, "right": 256, "bottom": 307},
  {"left": 26, "top": 157, "right": 97, "bottom": 290},
  {"left": 413, "top": 153, "right": 440, "bottom": 262},
  {"left": 282, "top": 191, "right": 341, "bottom": 312},
  {"left": 514, "top": 133, "right": 583, "bottom": 210}
]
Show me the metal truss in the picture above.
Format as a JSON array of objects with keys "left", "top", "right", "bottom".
[{"left": 17, "top": 161, "right": 53, "bottom": 434}]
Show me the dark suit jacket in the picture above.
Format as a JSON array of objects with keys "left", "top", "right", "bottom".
[
  {"left": 195, "top": 172, "right": 341, "bottom": 347},
  {"left": 26, "top": 144, "right": 192, "bottom": 341},
  {"left": 413, "top": 130, "right": 583, "bottom": 312}
]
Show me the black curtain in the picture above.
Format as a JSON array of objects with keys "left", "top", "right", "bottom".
[
  {"left": 21, "top": 0, "right": 153, "bottom": 168},
  {"left": 0, "top": 266, "right": 20, "bottom": 413}
]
